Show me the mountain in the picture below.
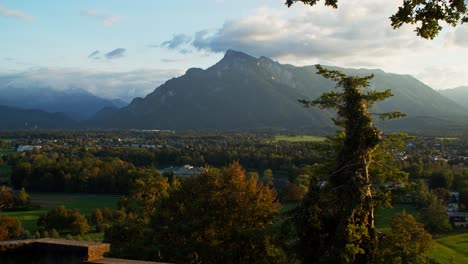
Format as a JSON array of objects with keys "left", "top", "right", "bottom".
[
  {"left": 439, "top": 86, "right": 468, "bottom": 109},
  {"left": 92, "top": 50, "right": 468, "bottom": 133},
  {"left": 0, "top": 84, "right": 126, "bottom": 120},
  {"left": 0, "top": 105, "right": 75, "bottom": 130}
]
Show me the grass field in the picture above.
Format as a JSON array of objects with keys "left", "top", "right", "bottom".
[
  {"left": 0, "top": 148, "right": 15, "bottom": 156},
  {"left": 2, "top": 193, "right": 120, "bottom": 233},
  {"left": 273, "top": 135, "right": 326, "bottom": 143},
  {"left": 430, "top": 233, "right": 468, "bottom": 263},
  {"left": 375, "top": 204, "right": 418, "bottom": 231},
  {"left": 435, "top": 137, "right": 459, "bottom": 141},
  {"left": 375, "top": 205, "right": 468, "bottom": 263}
]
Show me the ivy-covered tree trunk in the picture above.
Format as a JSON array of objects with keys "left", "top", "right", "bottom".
[
  {"left": 330, "top": 76, "right": 380, "bottom": 263},
  {"left": 294, "top": 65, "right": 405, "bottom": 263}
]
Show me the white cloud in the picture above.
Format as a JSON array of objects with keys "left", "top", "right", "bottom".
[
  {"left": 0, "top": 4, "right": 33, "bottom": 20},
  {"left": 160, "top": 0, "right": 467, "bottom": 89},
  {"left": 171, "top": 1, "right": 425, "bottom": 62},
  {"left": 0, "top": 68, "right": 183, "bottom": 102},
  {"left": 450, "top": 25, "right": 468, "bottom": 47},
  {"left": 417, "top": 65, "right": 468, "bottom": 90},
  {"left": 81, "top": 9, "right": 121, "bottom": 26}
]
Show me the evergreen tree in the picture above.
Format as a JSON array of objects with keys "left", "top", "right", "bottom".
[{"left": 292, "top": 65, "right": 405, "bottom": 263}]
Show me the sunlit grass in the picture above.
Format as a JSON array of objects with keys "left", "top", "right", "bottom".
[
  {"left": 2, "top": 193, "right": 120, "bottom": 234},
  {"left": 273, "top": 135, "right": 326, "bottom": 143},
  {"left": 430, "top": 233, "right": 468, "bottom": 263}
]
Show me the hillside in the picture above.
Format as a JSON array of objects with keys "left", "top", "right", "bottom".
[
  {"left": 439, "top": 86, "right": 468, "bottom": 109},
  {"left": 0, "top": 105, "right": 75, "bottom": 130},
  {"left": 92, "top": 50, "right": 468, "bottom": 133}
]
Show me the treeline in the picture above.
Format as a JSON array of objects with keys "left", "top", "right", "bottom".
[
  {"left": 5, "top": 151, "right": 160, "bottom": 194},
  {"left": 3, "top": 138, "right": 326, "bottom": 194},
  {"left": 92, "top": 140, "right": 324, "bottom": 170}
]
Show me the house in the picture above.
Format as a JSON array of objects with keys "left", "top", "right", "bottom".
[
  {"left": 448, "top": 212, "right": 468, "bottom": 228},
  {"left": 16, "top": 145, "right": 41, "bottom": 153},
  {"left": 160, "top": 165, "right": 204, "bottom": 176}
]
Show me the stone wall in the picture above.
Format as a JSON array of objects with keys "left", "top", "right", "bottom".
[{"left": 0, "top": 239, "right": 164, "bottom": 264}]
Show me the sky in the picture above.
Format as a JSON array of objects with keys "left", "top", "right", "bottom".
[{"left": 1, "top": 0, "right": 467, "bottom": 101}]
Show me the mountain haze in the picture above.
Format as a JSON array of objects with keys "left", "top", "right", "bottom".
[
  {"left": 439, "top": 86, "right": 468, "bottom": 109},
  {"left": 0, "top": 83, "right": 126, "bottom": 120},
  {"left": 92, "top": 50, "right": 468, "bottom": 132}
]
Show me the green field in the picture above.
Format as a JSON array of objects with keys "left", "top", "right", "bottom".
[
  {"left": 376, "top": 205, "right": 468, "bottom": 263},
  {"left": 273, "top": 135, "right": 326, "bottom": 143},
  {"left": 430, "top": 233, "right": 468, "bottom": 263},
  {"left": 375, "top": 205, "right": 418, "bottom": 231},
  {"left": 0, "top": 148, "right": 14, "bottom": 156},
  {"left": 2, "top": 193, "right": 120, "bottom": 233}
]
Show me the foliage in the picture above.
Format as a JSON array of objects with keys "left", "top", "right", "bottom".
[
  {"left": 0, "top": 186, "right": 32, "bottom": 210},
  {"left": 150, "top": 162, "right": 284, "bottom": 263},
  {"left": 37, "top": 206, "right": 90, "bottom": 235},
  {"left": 105, "top": 162, "right": 284, "bottom": 263},
  {"left": 285, "top": 0, "right": 468, "bottom": 39},
  {"left": 290, "top": 65, "right": 405, "bottom": 263},
  {"left": 419, "top": 197, "right": 452, "bottom": 233},
  {"left": 130, "top": 172, "right": 169, "bottom": 220},
  {"left": 0, "top": 216, "right": 22, "bottom": 241},
  {"left": 376, "top": 211, "right": 434, "bottom": 264}
]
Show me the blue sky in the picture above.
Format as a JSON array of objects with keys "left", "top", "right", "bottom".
[{"left": 1, "top": 0, "right": 467, "bottom": 100}]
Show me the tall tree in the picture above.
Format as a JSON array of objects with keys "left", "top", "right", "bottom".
[
  {"left": 376, "top": 211, "right": 434, "bottom": 264},
  {"left": 285, "top": 0, "right": 467, "bottom": 39},
  {"left": 293, "top": 65, "right": 405, "bottom": 263}
]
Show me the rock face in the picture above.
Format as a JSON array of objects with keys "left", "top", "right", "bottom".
[{"left": 92, "top": 50, "right": 468, "bottom": 132}]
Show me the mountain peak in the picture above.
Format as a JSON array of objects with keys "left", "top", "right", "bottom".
[{"left": 222, "top": 50, "right": 256, "bottom": 61}]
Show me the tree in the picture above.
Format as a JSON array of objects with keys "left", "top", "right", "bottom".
[
  {"left": 0, "top": 216, "right": 22, "bottom": 241},
  {"left": 285, "top": 0, "right": 468, "bottom": 39},
  {"left": 106, "top": 162, "right": 284, "bottom": 263},
  {"left": 37, "top": 206, "right": 90, "bottom": 235},
  {"left": 14, "top": 187, "right": 30, "bottom": 208},
  {"left": 150, "top": 162, "right": 284, "bottom": 263},
  {"left": 130, "top": 173, "right": 169, "bottom": 220},
  {"left": 376, "top": 211, "right": 434, "bottom": 264},
  {"left": 0, "top": 185, "right": 14, "bottom": 209},
  {"left": 292, "top": 65, "right": 405, "bottom": 263},
  {"left": 70, "top": 209, "right": 90, "bottom": 235},
  {"left": 420, "top": 197, "right": 452, "bottom": 233}
]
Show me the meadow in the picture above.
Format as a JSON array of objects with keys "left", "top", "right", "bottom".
[
  {"left": 376, "top": 205, "right": 468, "bottom": 263},
  {"left": 272, "top": 135, "right": 326, "bottom": 143},
  {"left": 429, "top": 233, "right": 468, "bottom": 263},
  {"left": 2, "top": 192, "right": 120, "bottom": 239}
]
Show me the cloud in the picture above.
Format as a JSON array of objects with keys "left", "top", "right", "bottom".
[
  {"left": 417, "top": 65, "right": 468, "bottom": 90},
  {"left": 105, "top": 48, "right": 126, "bottom": 59},
  {"left": 0, "top": 4, "right": 33, "bottom": 20},
  {"left": 0, "top": 68, "right": 183, "bottom": 102},
  {"left": 451, "top": 25, "right": 468, "bottom": 47},
  {"left": 164, "top": 2, "right": 431, "bottom": 64},
  {"left": 81, "top": 9, "right": 121, "bottom": 26},
  {"left": 88, "top": 50, "right": 100, "bottom": 59},
  {"left": 161, "top": 34, "right": 192, "bottom": 49},
  {"left": 161, "top": 58, "right": 188, "bottom": 63}
]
